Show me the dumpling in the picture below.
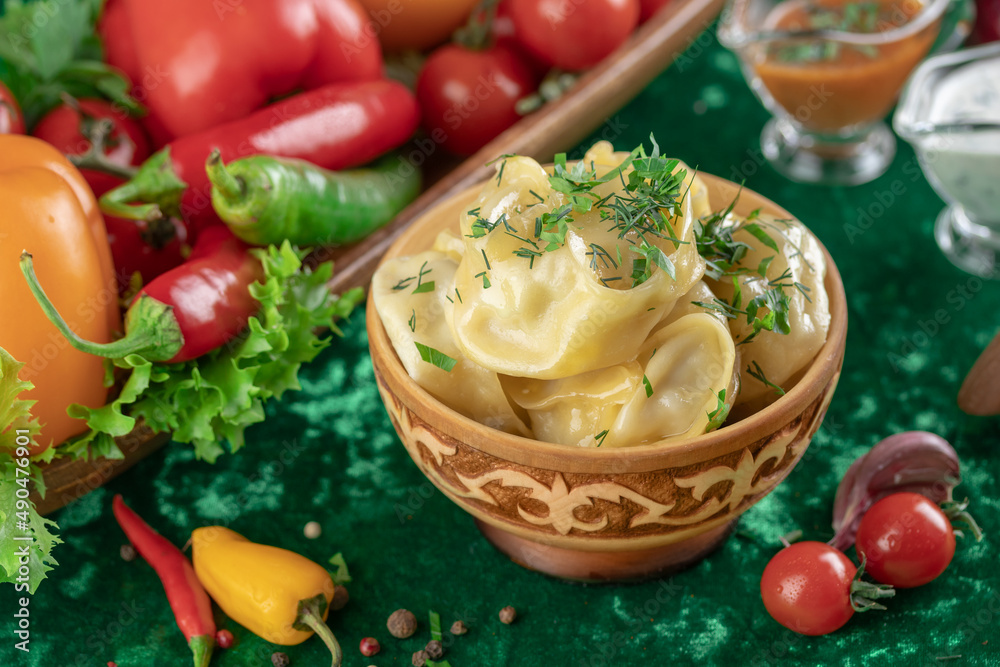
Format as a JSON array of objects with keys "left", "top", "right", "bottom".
[
  {"left": 653, "top": 279, "right": 729, "bottom": 332},
  {"left": 705, "top": 215, "right": 830, "bottom": 406},
  {"left": 602, "top": 313, "right": 739, "bottom": 447},
  {"left": 449, "top": 150, "right": 706, "bottom": 379},
  {"left": 371, "top": 250, "right": 532, "bottom": 436},
  {"left": 502, "top": 363, "right": 642, "bottom": 447}
]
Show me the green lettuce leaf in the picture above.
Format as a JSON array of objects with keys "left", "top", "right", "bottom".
[
  {"left": 0, "top": 0, "right": 142, "bottom": 127},
  {"left": 0, "top": 347, "right": 62, "bottom": 593},
  {"left": 63, "top": 243, "right": 365, "bottom": 463}
]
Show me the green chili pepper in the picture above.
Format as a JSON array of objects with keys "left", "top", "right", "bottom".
[{"left": 205, "top": 150, "right": 421, "bottom": 247}]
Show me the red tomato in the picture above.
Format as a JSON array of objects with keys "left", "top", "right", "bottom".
[
  {"left": 855, "top": 492, "right": 956, "bottom": 588},
  {"left": 105, "top": 216, "right": 188, "bottom": 296},
  {"left": 508, "top": 0, "right": 640, "bottom": 71},
  {"left": 416, "top": 44, "right": 536, "bottom": 156},
  {"left": 760, "top": 541, "right": 858, "bottom": 636},
  {"left": 639, "top": 0, "right": 672, "bottom": 22},
  {"left": 0, "top": 81, "right": 24, "bottom": 134},
  {"left": 32, "top": 99, "right": 151, "bottom": 197},
  {"left": 355, "top": 0, "right": 479, "bottom": 52}
]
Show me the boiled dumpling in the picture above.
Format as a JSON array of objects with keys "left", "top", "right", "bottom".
[
  {"left": 449, "top": 151, "right": 705, "bottom": 379},
  {"left": 502, "top": 363, "right": 642, "bottom": 447},
  {"left": 371, "top": 251, "right": 532, "bottom": 436},
  {"left": 602, "top": 313, "right": 739, "bottom": 447},
  {"left": 706, "top": 215, "right": 830, "bottom": 406}
]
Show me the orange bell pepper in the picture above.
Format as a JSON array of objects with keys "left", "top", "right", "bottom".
[{"left": 0, "top": 135, "right": 121, "bottom": 452}]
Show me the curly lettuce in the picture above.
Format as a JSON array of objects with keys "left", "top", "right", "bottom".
[
  {"left": 62, "top": 243, "right": 364, "bottom": 463},
  {"left": 0, "top": 347, "right": 62, "bottom": 594}
]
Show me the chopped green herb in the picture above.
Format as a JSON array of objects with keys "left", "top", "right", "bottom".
[
  {"left": 475, "top": 271, "right": 492, "bottom": 289},
  {"left": 412, "top": 281, "right": 435, "bottom": 295},
  {"left": 595, "top": 429, "right": 609, "bottom": 447},
  {"left": 408, "top": 309, "right": 416, "bottom": 332},
  {"left": 415, "top": 342, "right": 458, "bottom": 372},
  {"left": 705, "top": 389, "right": 731, "bottom": 432},
  {"left": 329, "top": 552, "right": 352, "bottom": 584},
  {"left": 430, "top": 610, "right": 443, "bottom": 643},
  {"left": 642, "top": 374, "right": 653, "bottom": 398},
  {"left": 747, "top": 361, "right": 785, "bottom": 396}
]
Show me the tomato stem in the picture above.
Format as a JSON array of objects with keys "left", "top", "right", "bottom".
[
  {"left": 453, "top": 0, "right": 500, "bottom": 51},
  {"left": 941, "top": 498, "right": 984, "bottom": 542},
  {"left": 849, "top": 556, "right": 895, "bottom": 612}
]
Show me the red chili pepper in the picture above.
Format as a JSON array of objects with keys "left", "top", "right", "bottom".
[
  {"left": 21, "top": 226, "right": 262, "bottom": 363},
  {"left": 98, "top": 80, "right": 420, "bottom": 240},
  {"left": 99, "top": 0, "right": 382, "bottom": 144},
  {"left": 0, "top": 81, "right": 24, "bottom": 134},
  {"left": 112, "top": 495, "right": 215, "bottom": 667}
]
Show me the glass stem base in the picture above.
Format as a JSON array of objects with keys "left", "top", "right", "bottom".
[
  {"left": 760, "top": 118, "right": 896, "bottom": 186},
  {"left": 935, "top": 204, "right": 1000, "bottom": 278}
]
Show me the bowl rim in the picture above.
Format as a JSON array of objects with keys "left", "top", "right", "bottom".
[{"left": 367, "top": 171, "right": 848, "bottom": 473}]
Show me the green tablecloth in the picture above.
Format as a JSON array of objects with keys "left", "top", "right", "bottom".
[{"left": 5, "top": 24, "right": 999, "bottom": 667}]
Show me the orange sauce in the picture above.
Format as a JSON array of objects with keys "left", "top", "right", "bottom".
[{"left": 753, "top": 0, "right": 940, "bottom": 133}]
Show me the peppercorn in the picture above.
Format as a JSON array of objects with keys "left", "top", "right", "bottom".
[
  {"left": 271, "top": 651, "right": 291, "bottom": 667},
  {"left": 450, "top": 620, "right": 468, "bottom": 635},
  {"left": 329, "top": 584, "right": 350, "bottom": 611},
  {"left": 499, "top": 606, "right": 517, "bottom": 624},
  {"left": 119, "top": 544, "right": 136, "bottom": 562},
  {"left": 360, "top": 637, "right": 381, "bottom": 657},
  {"left": 303, "top": 521, "right": 322, "bottom": 539},
  {"left": 387, "top": 608, "right": 418, "bottom": 638},
  {"left": 425, "top": 639, "right": 444, "bottom": 659},
  {"left": 412, "top": 649, "right": 430, "bottom": 666}
]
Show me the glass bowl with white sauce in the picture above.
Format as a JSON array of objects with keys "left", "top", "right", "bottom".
[{"left": 895, "top": 40, "right": 1000, "bottom": 277}]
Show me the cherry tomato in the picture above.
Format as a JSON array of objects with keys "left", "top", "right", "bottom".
[
  {"left": 32, "top": 98, "right": 151, "bottom": 197},
  {"left": 0, "top": 81, "right": 24, "bottom": 134},
  {"left": 855, "top": 492, "right": 956, "bottom": 589},
  {"left": 356, "top": 0, "right": 479, "bottom": 52},
  {"left": 416, "top": 44, "right": 536, "bottom": 156},
  {"left": 508, "top": 0, "right": 640, "bottom": 71},
  {"left": 760, "top": 541, "right": 858, "bottom": 636},
  {"left": 639, "top": 0, "right": 673, "bottom": 22},
  {"left": 105, "top": 216, "right": 188, "bottom": 297}
]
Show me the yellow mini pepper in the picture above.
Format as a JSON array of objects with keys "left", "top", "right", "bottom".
[{"left": 191, "top": 526, "right": 342, "bottom": 666}]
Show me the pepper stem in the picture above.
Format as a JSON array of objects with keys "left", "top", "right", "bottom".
[
  {"left": 19, "top": 253, "right": 183, "bottom": 362},
  {"left": 293, "top": 594, "right": 342, "bottom": 667},
  {"left": 205, "top": 149, "right": 245, "bottom": 201},
  {"left": 98, "top": 146, "right": 188, "bottom": 225},
  {"left": 188, "top": 634, "right": 214, "bottom": 667}
]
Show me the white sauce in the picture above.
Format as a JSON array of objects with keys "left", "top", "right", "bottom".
[{"left": 918, "top": 55, "right": 1000, "bottom": 224}]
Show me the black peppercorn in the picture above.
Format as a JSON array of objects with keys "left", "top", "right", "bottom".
[
  {"left": 120, "top": 544, "right": 136, "bottom": 562},
  {"left": 412, "top": 649, "right": 429, "bottom": 666},
  {"left": 271, "top": 652, "right": 290, "bottom": 667},
  {"left": 425, "top": 639, "right": 444, "bottom": 659},
  {"left": 388, "top": 608, "right": 418, "bottom": 639},
  {"left": 329, "top": 584, "right": 350, "bottom": 611},
  {"left": 450, "top": 620, "right": 468, "bottom": 635}
]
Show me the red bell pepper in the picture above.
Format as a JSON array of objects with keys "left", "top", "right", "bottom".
[
  {"left": 99, "top": 0, "right": 383, "bottom": 144},
  {"left": 98, "top": 80, "right": 420, "bottom": 241}
]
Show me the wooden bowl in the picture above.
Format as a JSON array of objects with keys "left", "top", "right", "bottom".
[{"left": 367, "top": 173, "right": 847, "bottom": 582}]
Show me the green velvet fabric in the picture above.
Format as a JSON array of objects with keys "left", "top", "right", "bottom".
[{"left": 5, "top": 25, "right": 1000, "bottom": 667}]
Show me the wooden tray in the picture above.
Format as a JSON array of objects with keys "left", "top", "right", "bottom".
[{"left": 31, "top": 0, "right": 725, "bottom": 515}]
